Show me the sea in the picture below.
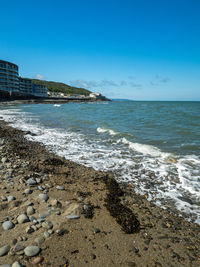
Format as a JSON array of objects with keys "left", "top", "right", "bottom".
[{"left": 0, "top": 100, "right": 200, "bottom": 224}]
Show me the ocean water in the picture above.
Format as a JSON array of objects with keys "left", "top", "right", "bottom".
[{"left": 0, "top": 100, "right": 200, "bottom": 224}]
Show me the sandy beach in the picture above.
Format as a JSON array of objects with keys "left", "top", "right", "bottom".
[{"left": 0, "top": 119, "right": 200, "bottom": 267}]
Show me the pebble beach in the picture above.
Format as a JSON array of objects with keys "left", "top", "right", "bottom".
[{"left": 0, "top": 119, "right": 200, "bottom": 267}]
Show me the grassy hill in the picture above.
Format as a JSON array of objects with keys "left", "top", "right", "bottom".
[{"left": 31, "top": 79, "right": 91, "bottom": 96}]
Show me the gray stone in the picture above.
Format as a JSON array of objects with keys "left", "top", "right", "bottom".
[
  {"left": 27, "top": 178, "right": 36, "bottom": 186},
  {"left": 36, "top": 178, "right": 42, "bottom": 183},
  {"left": 0, "top": 245, "right": 11, "bottom": 256},
  {"left": 56, "top": 185, "right": 64, "bottom": 190},
  {"left": 31, "top": 225, "right": 37, "bottom": 231},
  {"left": 83, "top": 204, "right": 89, "bottom": 210},
  {"left": 1, "top": 196, "right": 7, "bottom": 201},
  {"left": 0, "top": 265, "right": 12, "bottom": 267},
  {"left": 36, "top": 224, "right": 42, "bottom": 229},
  {"left": 38, "top": 193, "right": 49, "bottom": 202},
  {"left": 13, "top": 243, "right": 25, "bottom": 253},
  {"left": 48, "top": 229, "right": 54, "bottom": 235},
  {"left": 42, "top": 221, "right": 53, "bottom": 229},
  {"left": 26, "top": 206, "right": 35, "bottom": 216},
  {"left": 1, "top": 157, "right": 8, "bottom": 164},
  {"left": 7, "top": 196, "right": 16, "bottom": 202},
  {"left": 44, "top": 231, "right": 50, "bottom": 238},
  {"left": 39, "top": 212, "right": 50, "bottom": 219},
  {"left": 53, "top": 210, "right": 61, "bottom": 215},
  {"left": 24, "top": 246, "right": 40, "bottom": 257},
  {"left": 50, "top": 199, "right": 62, "bottom": 208},
  {"left": 38, "top": 186, "right": 44, "bottom": 191},
  {"left": 17, "top": 214, "right": 29, "bottom": 224},
  {"left": 37, "top": 218, "right": 45, "bottom": 223},
  {"left": 34, "top": 236, "right": 45, "bottom": 245},
  {"left": 26, "top": 201, "right": 34, "bottom": 206},
  {"left": 2, "top": 221, "right": 15, "bottom": 230},
  {"left": 25, "top": 225, "right": 34, "bottom": 234},
  {"left": 66, "top": 214, "right": 80, "bottom": 220},
  {"left": 24, "top": 188, "right": 32, "bottom": 195},
  {"left": 12, "top": 262, "right": 22, "bottom": 267},
  {"left": 29, "top": 216, "right": 37, "bottom": 222}
]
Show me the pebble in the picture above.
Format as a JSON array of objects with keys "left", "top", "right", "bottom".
[
  {"left": 42, "top": 221, "right": 53, "bottom": 229},
  {"left": 32, "top": 256, "right": 44, "bottom": 265},
  {"left": 38, "top": 193, "right": 49, "bottom": 202},
  {"left": 56, "top": 185, "right": 64, "bottom": 190},
  {"left": 12, "top": 262, "right": 22, "bottom": 267},
  {"left": 44, "top": 231, "right": 50, "bottom": 238},
  {"left": 37, "top": 218, "right": 45, "bottom": 223},
  {"left": 56, "top": 229, "right": 69, "bottom": 236},
  {"left": 48, "top": 229, "right": 54, "bottom": 235},
  {"left": 13, "top": 244, "right": 25, "bottom": 253},
  {"left": 24, "top": 246, "right": 40, "bottom": 257},
  {"left": 12, "top": 239, "right": 17, "bottom": 245},
  {"left": 83, "top": 204, "right": 89, "bottom": 210},
  {"left": 50, "top": 199, "right": 62, "bottom": 208},
  {"left": 35, "top": 225, "right": 41, "bottom": 230},
  {"left": 27, "top": 206, "right": 35, "bottom": 215},
  {"left": 7, "top": 196, "right": 16, "bottom": 202},
  {"left": 66, "top": 214, "right": 80, "bottom": 220},
  {"left": 94, "top": 228, "right": 101, "bottom": 234},
  {"left": 26, "top": 201, "right": 34, "bottom": 206},
  {"left": 24, "top": 188, "right": 32, "bottom": 195},
  {"left": 2, "top": 221, "right": 15, "bottom": 230},
  {"left": 38, "top": 186, "right": 44, "bottom": 191},
  {"left": 0, "top": 245, "right": 11, "bottom": 257},
  {"left": 17, "top": 214, "right": 29, "bottom": 224},
  {"left": 27, "top": 178, "right": 37, "bottom": 185},
  {"left": 34, "top": 237, "right": 45, "bottom": 245},
  {"left": 36, "top": 178, "right": 42, "bottom": 183},
  {"left": 132, "top": 246, "right": 139, "bottom": 254},
  {"left": 53, "top": 210, "right": 61, "bottom": 215},
  {"left": 29, "top": 216, "right": 37, "bottom": 222},
  {"left": 1, "top": 196, "right": 7, "bottom": 201},
  {"left": 1, "top": 157, "right": 8, "bottom": 164},
  {"left": 39, "top": 211, "right": 50, "bottom": 218},
  {"left": 31, "top": 225, "right": 37, "bottom": 231},
  {"left": 25, "top": 225, "right": 34, "bottom": 234}
]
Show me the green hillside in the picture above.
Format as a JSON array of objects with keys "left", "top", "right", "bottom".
[{"left": 31, "top": 79, "right": 91, "bottom": 96}]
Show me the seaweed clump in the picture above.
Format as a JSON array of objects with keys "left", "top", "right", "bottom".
[{"left": 103, "top": 174, "right": 140, "bottom": 234}]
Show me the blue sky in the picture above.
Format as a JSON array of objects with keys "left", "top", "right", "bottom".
[{"left": 1, "top": 0, "right": 200, "bottom": 100}]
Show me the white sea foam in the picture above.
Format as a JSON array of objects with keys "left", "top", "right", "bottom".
[
  {"left": 118, "top": 137, "right": 171, "bottom": 158},
  {"left": 0, "top": 107, "right": 200, "bottom": 224},
  {"left": 97, "top": 127, "right": 118, "bottom": 136}
]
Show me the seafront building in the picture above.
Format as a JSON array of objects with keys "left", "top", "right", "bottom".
[
  {"left": 0, "top": 60, "right": 48, "bottom": 97},
  {"left": 19, "top": 77, "right": 48, "bottom": 97},
  {"left": 0, "top": 60, "right": 19, "bottom": 93}
]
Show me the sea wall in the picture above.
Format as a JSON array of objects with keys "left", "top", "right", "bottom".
[{"left": 0, "top": 90, "right": 41, "bottom": 101}]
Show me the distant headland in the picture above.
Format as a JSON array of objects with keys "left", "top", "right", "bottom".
[{"left": 0, "top": 60, "right": 109, "bottom": 102}]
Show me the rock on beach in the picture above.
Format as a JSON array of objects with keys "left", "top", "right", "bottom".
[
  {"left": 2, "top": 221, "right": 15, "bottom": 230},
  {"left": 24, "top": 246, "right": 40, "bottom": 257},
  {"left": 38, "top": 193, "right": 49, "bottom": 201},
  {"left": 0, "top": 245, "right": 11, "bottom": 257},
  {"left": 12, "top": 262, "right": 22, "bottom": 267},
  {"left": 17, "top": 214, "right": 29, "bottom": 224}
]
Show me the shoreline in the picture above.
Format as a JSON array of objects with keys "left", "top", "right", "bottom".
[
  {"left": 0, "top": 119, "right": 200, "bottom": 266},
  {"left": 0, "top": 98, "right": 111, "bottom": 106}
]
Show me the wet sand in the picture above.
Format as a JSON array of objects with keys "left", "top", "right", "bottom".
[{"left": 0, "top": 120, "right": 199, "bottom": 267}]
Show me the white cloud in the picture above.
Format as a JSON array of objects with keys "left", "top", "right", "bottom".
[
  {"left": 69, "top": 79, "right": 120, "bottom": 89},
  {"left": 35, "top": 74, "right": 45, "bottom": 80}
]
